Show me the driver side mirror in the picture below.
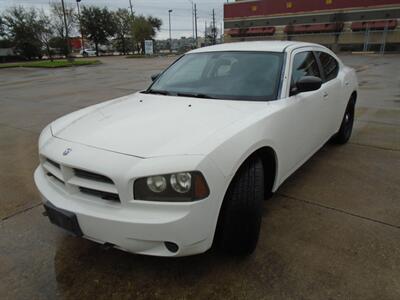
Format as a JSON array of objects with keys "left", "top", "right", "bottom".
[
  {"left": 151, "top": 73, "right": 160, "bottom": 81},
  {"left": 291, "top": 76, "right": 322, "bottom": 96}
]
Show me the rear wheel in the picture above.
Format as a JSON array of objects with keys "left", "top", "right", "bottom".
[
  {"left": 215, "top": 157, "right": 264, "bottom": 256},
  {"left": 333, "top": 99, "right": 355, "bottom": 144}
]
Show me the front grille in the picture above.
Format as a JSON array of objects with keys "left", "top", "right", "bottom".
[
  {"left": 46, "top": 172, "right": 65, "bottom": 185},
  {"left": 79, "top": 187, "right": 120, "bottom": 202},
  {"left": 74, "top": 169, "right": 114, "bottom": 184},
  {"left": 47, "top": 159, "right": 60, "bottom": 169},
  {"left": 42, "top": 156, "right": 120, "bottom": 203}
]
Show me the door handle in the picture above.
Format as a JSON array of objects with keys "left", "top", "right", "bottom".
[
  {"left": 345, "top": 81, "right": 350, "bottom": 86},
  {"left": 323, "top": 92, "right": 329, "bottom": 98}
]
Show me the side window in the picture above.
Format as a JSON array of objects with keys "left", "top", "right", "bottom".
[
  {"left": 317, "top": 52, "right": 339, "bottom": 82},
  {"left": 291, "top": 51, "right": 321, "bottom": 88}
]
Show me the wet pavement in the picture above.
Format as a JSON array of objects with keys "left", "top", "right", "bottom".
[{"left": 0, "top": 54, "right": 399, "bottom": 299}]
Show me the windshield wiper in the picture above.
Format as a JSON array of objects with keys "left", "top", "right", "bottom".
[
  {"left": 176, "top": 92, "right": 216, "bottom": 99},
  {"left": 145, "top": 89, "right": 171, "bottom": 95}
]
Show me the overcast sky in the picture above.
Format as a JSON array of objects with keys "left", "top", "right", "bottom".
[{"left": 0, "top": 0, "right": 227, "bottom": 39}]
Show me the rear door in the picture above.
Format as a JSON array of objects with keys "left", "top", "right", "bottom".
[{"left": 315, "top": 50, "right": 344, "bottom": 135}]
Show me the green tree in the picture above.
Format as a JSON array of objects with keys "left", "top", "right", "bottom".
[
  {"left": 50, "top": 2, "right": 75, "bottom": 37},
  {"left": 37, "top": 11, "right": 55, "bottom": 61},
  {"left": 147, "top": 16, "right": 162, "bottom": 32},
  {"left": 132, "top": 15, "right": 162, "bottom": 54},
  {"left": 49, "top": 37, "right": 68, "bottom": 55},
  {"left": 113, "top": 9, "right": 133, "bottom": 55},
  {"left": 80, "top": 6, "right": 116, "bottom": 56},
  {"left": 0, "top": 16, "right": 5, "bottom": 37},
  {"left": 2, "top": 6, "right": 43, "bottom": 60},
  {"left": 50, "top": 2, "right": 75, "bottom": 57}
]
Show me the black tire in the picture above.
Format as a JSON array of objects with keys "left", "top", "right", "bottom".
[
  {"left": 333, "top": 99, "right": 355, "bottom": 144},
  {"left": 215, "top": 157, "right": 264, "bottom": 256}
]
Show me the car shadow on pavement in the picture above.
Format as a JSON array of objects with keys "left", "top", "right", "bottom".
[{"left": 52, "top": 200, "right": 280, "bottom": 299}]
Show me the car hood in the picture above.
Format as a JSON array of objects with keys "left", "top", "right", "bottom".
[{"left": 51, "top": 93, "right": 262, "bottom": 158}]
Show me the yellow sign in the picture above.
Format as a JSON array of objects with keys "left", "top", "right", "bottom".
[
  {"left": 251, "top": 5, "right": 258, "bottom": 12},
  {"left": 326, "top": 0, "right": 333, "bottom": 4},
  {"left": 286, "top": 2, "right": 293, "bottom": 9}
]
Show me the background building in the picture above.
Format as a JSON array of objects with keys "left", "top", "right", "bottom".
[{"left": 224, "top": 0, "right": 400, "bottom": 51}]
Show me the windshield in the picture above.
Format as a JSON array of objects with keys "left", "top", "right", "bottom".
[{"left": 146, "top": 51, "right": 284, "bottom": 101}]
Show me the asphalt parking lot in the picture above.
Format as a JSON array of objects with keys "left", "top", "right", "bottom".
[{"left": 0, "top": 54, "right": 399, "bottom": 299}]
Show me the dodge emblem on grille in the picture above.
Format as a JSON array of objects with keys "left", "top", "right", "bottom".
[{"left": 63, "top": 148, "right": 72, "bottom": 156}]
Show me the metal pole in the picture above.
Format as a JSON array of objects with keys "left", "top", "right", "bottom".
[
  {"left": 129, "top": 0, "right": 135, "bottom": 54},
  {"left": 76, "top": 0, "right": 84, "bottom": 52},
  {"left": 194, "top": 4, "right": 198, "bottom": 47},
  {"left": 61, "top": 0, "right": 73, "bottom": 61},
  {"left": 192, "top": 2, "right": 195, "bottom": 41},
  {"left": 363, "top": 23, "right": 370, "bottom": 52},
  {"left": 129, "top": 0, "right": 134, "bottom": 16},
  {"left": 212, "top": 9, "right": 216, "bottom": 45},
  {"left": 380, "top": 21, "right": 389, "bottom": 55},
  {"left": 187, "top": 0, "right": 194, "bottom": 45},
  {"left": 168, "top": 9, "right": 173, "bottom": 53},
  {"left": 220, "top": 22, "right": 223, "bottom": 43},
  {"left": 205, "top": 21, "right": 207, "bottom": 46}
]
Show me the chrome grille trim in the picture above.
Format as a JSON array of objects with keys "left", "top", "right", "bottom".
[
  {"left": 73, "top": 168, "right": 114, "bottom": 184},
  {"left": 79, "top": 187, "right": 120, "bottom": 202},
  {"left": 41, "top": 156, "right": 120, "bottom": 203},
  {"left": 46, "top": 158, "right": 60, "bottom": 169}
]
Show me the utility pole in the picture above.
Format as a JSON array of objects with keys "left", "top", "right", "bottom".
[
  {"left": 194, "top": 4, "right": 198, "bottom": 48},
  {"left": 205, "top": 21, "right": 207, "bottom": 46},
  {"left": 129, "top": 0, "right": 135, "bottom": 54},
  {"left": 220, "top": 22, "right": 223, "bottom": 43},
  {"left": 192, "top": 3, "right": 194, "bottom": 41},
  {"left": 212, "top": 9, "right": 216, "bottom": 45},
  {"left": 168, "top": 9, "right": 173, "bottom": 53},
  {"left": 61, "top": 0, "right": 73, "bottom": 61},
  {"left": 76, "top": 0, "right": 84, "bottom": 52},
  {"left": 187, "top": 0, "right": 194, "bottom": 46},
  {"left": 129, "top": 0, "right": 134, "bottom": 16}
]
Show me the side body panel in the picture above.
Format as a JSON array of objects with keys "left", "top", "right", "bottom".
[{"left": 209, "top": 45, "right": 358, "bottom": 193}]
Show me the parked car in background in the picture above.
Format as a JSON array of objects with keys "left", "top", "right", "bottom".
[
  {"left": 35, "top": 41, "right": 358, "bottom": 257},
  {"left": 80, "top": 49, "right": 97, "bottom": 57}
]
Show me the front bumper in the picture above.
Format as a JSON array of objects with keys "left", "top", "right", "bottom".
[{"left": 34, "top": 138, "right": 226, "bottom": 257}]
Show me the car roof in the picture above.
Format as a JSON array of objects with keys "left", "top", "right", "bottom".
[{"left": 188, "top": 41, "right": 321, "bottom": 54}]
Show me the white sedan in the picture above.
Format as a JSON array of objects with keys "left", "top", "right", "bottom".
[
  {"left": 34, "top": 41, "right": 358, "bottom": 257},
  {"left": 80, "top": 49, "right": 97, "bottom": 57}
]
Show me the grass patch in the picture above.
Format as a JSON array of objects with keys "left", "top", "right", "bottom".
[
  {"left": 0, "top": 59, "right": 101, "bottom": 69},
  {"left": 126, "top": 54, "right": 153, "bottom": 59}
]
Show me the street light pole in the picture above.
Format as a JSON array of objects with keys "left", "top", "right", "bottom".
[
  {"left": 168, "top": 9, "right": 173, "bottom": 53},
  {"left": 129, "top": 0, "right": 134, "bottom": 17},
  {"left": 194, "top": 4, "right": 198, "bottom": 48},
  {"left": 76, "top": 0, "right": 84, "bottom": 52},
  {"left": 187, "top": 0, "right": 194, "bottom": 46},
  {"left": 61, "top": 0, "right": 73, "bottom": 61}
]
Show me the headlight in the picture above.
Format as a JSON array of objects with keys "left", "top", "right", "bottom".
[
  {"left": 146, "top": 176, "right": 167, "bottom": 193},
  {"left": 170, "top": 172, "right": 191, "bottom": 193},
  {"left": 134, "top": 171, "right": 209, "bottom": 202}
]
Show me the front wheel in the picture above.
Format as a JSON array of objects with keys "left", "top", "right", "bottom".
[
  {"left": 215, "top": 157, "right": 264, "bottom": 256},
  {"left": 333, "top": 99, "right": 355, "bottom": 144}
]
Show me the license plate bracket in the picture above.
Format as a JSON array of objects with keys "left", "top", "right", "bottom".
[{"left": 44, "top": 201, "right": 83, "bottom": 237}]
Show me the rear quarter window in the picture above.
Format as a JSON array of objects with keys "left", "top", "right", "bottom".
[{"left": 317, "top": 52, "right": 339, "bottom": 82}]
